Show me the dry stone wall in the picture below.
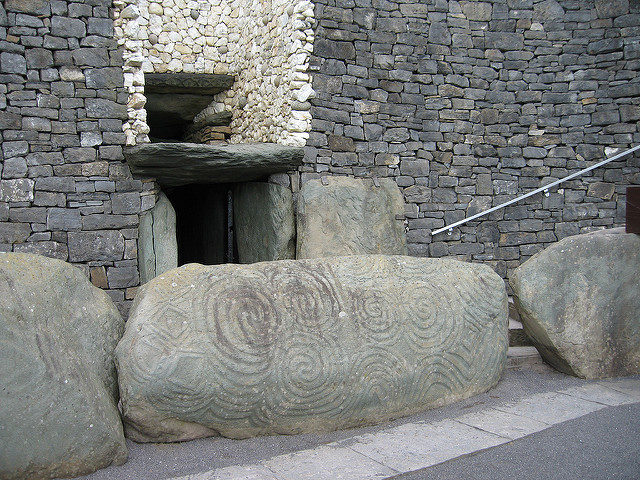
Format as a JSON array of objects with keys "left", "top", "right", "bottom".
[
  {"left": 305, "top": 0, "right": 640, "bottom": 280},
  {"left": 0, "top": 0, "right": 153, "bottom": 315},
  {"left": 114, "top": 0, "right": 315, "bottom": 147}
]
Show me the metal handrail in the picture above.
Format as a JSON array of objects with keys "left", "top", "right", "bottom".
[{"left": 432, "top": 144, "right": 640, "bottom": 236}]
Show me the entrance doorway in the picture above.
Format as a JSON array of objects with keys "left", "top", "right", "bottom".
[{"left": 164, "top": 183, "right": 237, "bottom": 266}]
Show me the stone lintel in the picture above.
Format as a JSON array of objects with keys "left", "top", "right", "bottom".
[
  {"left": 125, "top": 142, "right": 304, "bottom": 187},
  {"left": 144, "top": 73, "right": 235, "bottom": 95}
]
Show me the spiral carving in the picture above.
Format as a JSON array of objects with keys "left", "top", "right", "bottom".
[{"left": 117, "top": 256, "right": 508, "bottom": 441}]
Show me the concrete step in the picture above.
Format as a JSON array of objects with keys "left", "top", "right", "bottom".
[
  {"left": 507, "top": 346, "right": 549, "bottom": 371},
  {"left": 508, "top": 297, "right": 532, "bottom": 347}
]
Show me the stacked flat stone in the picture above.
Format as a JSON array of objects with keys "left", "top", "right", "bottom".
[
  {"left": 0, "top": 0, "right": 153, "bottom": 315},
  {"left": 304, "top": 0, "right": 640, "bottom": 280},
  {"left": 114, "top": 0, "right": 315, "bottom": 147}
]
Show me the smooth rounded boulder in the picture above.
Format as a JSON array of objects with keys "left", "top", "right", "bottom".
[
  {"left": 510, "top": 228, "right": 640, "bottom": 379},
  {"left": 0, "top": 253, "right": 127, "bottom": 480},
  {"left": 116, "top": 255, "right": 508, "bottom": 442}
]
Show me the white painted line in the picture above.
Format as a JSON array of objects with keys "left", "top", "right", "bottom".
[
  {"left": 263, "top": 444, "right": 396, "bottom": 480},
  {"left": 455, "top": 407, "right": 550, "bottom": 440},
  {"left": 559, "top": 383, "right": 638, "bottom": 406},
  {"left": 492, "top": 391, "right": 605, "bottom": 425},
  {"left": 348, "top": 420, "right": 508, "bottom": 473}
]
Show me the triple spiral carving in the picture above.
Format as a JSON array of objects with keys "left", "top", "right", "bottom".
[{"left": 118, "top": 256, "right": 507, "bottom": 440}]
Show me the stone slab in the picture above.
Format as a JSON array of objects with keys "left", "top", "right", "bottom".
[
  {"left": 138, "top": 192, "right": 178, "bottom": 284},
  {"left": 455, "top": 408, "right": 549, "bottom": 440},
  {"left": 493, "top": 391, "right": 605, "bottom": 425},
  {"left": 125, "top": 143, "right": 304, "bottom": 187},
  {"left": 145, "top": 73, "right": 234, "bottom": 95},
  {"left": 296, "top": 176, "right": 407, "bottom": 258},
  {"left": 348, "top": 420, "right": 507, "bottom": 473},
  {"left": 234, "top": 182, "right": 295, "bottom": 263},
  {"left": 264, "top": 445, "right": 396, "bottom": 480},
  {"left": 559, "top": 384, "right": 638, "bottom": 407},
  {"left": 173, "top": 465, "right": 279, "bottom": 480},
  {"left": 598, "top": 378, "right": 640, "bottom": 401}
]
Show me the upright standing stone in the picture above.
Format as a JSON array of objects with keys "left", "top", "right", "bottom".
[
  {"left": 234, "top": 182, "right": 295, "bottom": 263},
  {"left": 116, "top": 255, "right": 507, "bottom": 441},
  {"left": 297, "top": 176, "right": 407, "bottom": 258},
  {"left": 0, "top": 253, "right": 127, "bottom": 479},
  {"left": 510, "top": 228, "right": 640, "bottom": 379},
  {"left": 138, "top": 192, "right": 178, "bottom": 284}
]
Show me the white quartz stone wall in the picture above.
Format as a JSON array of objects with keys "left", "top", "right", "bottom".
[{"left": 113, "top": 0, "right": 315, "bottom": 147}]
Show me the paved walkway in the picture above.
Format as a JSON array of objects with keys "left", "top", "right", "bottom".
[
  {"left": 172, "top": 377, "right": 640, "bottom": 480},
  {"left": 77, "top": 354, "right": 640, "bottom": 480}
]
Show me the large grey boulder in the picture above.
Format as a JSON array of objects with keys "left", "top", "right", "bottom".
[
  {"left": 234, "top": 182, "right": 295, "bottom": 263},
  {"left": 0, "top": 253, "right": 127, "bottom": 479},
  {"left": 139, "top": 191, "right": 178, "bottom": 284},
  {"left": 296, "top": 176, "right": 407, "bottom": 258},
  {"left": 116, "top": 255, "right": 507, "bottom": 441},
  {"left": 510, "top": 228, "right": 640, "bottom": 379}
]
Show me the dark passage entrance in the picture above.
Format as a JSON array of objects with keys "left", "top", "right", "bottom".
[{"left": 164, "top": 184, "right": 236, "bottom": 266}]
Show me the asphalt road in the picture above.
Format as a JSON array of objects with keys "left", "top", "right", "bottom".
[{"left": 390, "top": 403, "right": 640, "bottom": 480}]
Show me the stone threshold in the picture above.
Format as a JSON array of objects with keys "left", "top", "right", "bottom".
[{"left": 124, "top": 142, "right": 304, "bottom": 187}]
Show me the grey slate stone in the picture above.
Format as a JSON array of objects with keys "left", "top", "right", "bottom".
[
  {"left": 460, "top": 1, "right": 492, "bottom": 21},
  {"left": 0, "top": 222, "right": 31, "bottom": 243},
  {"left": 46, "top": 207, "right": 81, "bottom": 230},
  {"left": 510, "top": 228, "right": 640, "bottom": 379},
  {"left": 25, "top": 48, "right": 53, "bottom": 69},
  {"left": 111, "top": 192, "right": 140, "bottom": 215},
  {"left": 595, "top": 0, "right": 629, "bottom": 18},
  {"left": 297, "top": 176, "right": 407, "bottom": 258},
  {"left": 1, "top": 158, "right": 27, "bottom": 178},
  {"left": 0, "top": 52, "right": 27, "bottom": 75},
  {"left": 68, "top": 230, "right": 125, "bottom": 262},
  {"left": 0, "top": 179, "right": 34, "bottom": 202},
  {"left": 4, "top": 0, "right": 50, "bottom": 15},
  {"left": 485, "top": 32, "right": 524, "bottom": 51},
  {"left": 234, "top": 182, "right": 296, "bottom": 264},
  {"left": 85, "top": 98, "right": 127, "bottom": 120},
  {"left": 116, "top": 255, "right": 508, "bottom": 441},
  {"left": 0, "top": 253, "right": 127, "bottom": 479},
  {"left": 12, "top": 240, "right": 68, "bottom": 260},
  {"left": 107, "top": 265, "right": 139, "bottom": 289},
  {"left": 51, "top": 16, "right": 86, "bottom": 37},
  {"left": 138, "top": 192, "right": 178, "bottom": 284},
  {"left": 125, "top": 143, "right": 304, "bottom": 187},
  {"left": 85, "top": 67, "right": 124, "bottom": 89}
]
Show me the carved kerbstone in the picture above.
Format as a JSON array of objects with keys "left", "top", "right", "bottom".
[
  {"left": 510, "top": 228, "right": 640, "bottom": 379},
  {"left": 296, "top": 176, "right": 407, "bottom": 258},
  {"left": 116, "top": 255, "right": 508, "bottom": 441},
  {"left": 0, "top": 253, "right": 127, "bottom": 479}
]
